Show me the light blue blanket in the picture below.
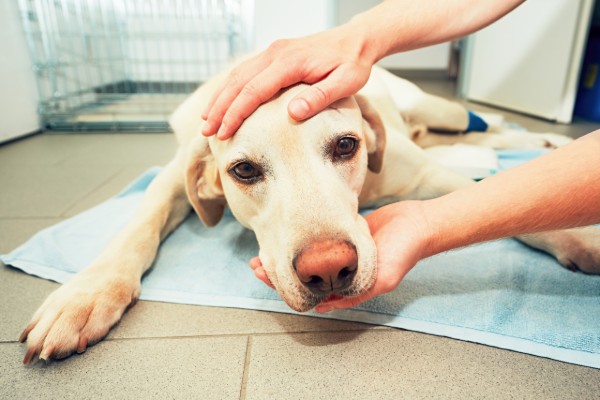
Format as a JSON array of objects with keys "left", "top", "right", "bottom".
[{"left": 2, "top": 149, "right": 599, "bottom": 368}]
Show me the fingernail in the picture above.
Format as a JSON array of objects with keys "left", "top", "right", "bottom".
[{"left": 289, "top": 98, "right": 310, "bottom": 120}]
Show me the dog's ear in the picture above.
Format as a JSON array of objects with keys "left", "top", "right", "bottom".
[
  {"left": 184, "top": 136, "right": 226, "bottom": 227},
  {"left": 355, "top": 94, "right": 386, "bottom": 173}
]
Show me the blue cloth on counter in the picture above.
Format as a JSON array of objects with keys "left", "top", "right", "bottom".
[{"left": 2, "top": 149, "right": 599, "bottom": 368}]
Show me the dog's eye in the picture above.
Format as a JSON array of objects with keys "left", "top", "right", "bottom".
[
  {"left": 334, "top": 137, "right": 357, "bottom": 158},
  {"left": 230, "top": 162, "right": 262, "bottom": 183}
]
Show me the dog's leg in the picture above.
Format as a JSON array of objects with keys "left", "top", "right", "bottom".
[
  {"left": 20, "top": 155, "right": 191, "bottom": 364},
  {"left": 374, "top": 67, "right": 469, "bottom": 133},
  {"left": 412, "top": 130, "right": 552, "bottom": 149},
  {"left": 517, "top": 228, "right": 600, "bottom": 274},
  {"left": 412, "top": 128, "right": 573, "bottom": 150},
  {"left": 374, "top": 67, "right": 573, "bottom": 150}
]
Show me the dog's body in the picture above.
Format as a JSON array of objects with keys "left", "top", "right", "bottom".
[{"left": 20, "top": 66, "right": 600, "bottom": 364}]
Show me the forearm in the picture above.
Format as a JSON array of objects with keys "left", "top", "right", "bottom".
[
  {"left": 344, "top": 0, "right": 524, "bottom": 63},
  {"left": 421, "top": 131, "right": 600, "bottom": 257}
]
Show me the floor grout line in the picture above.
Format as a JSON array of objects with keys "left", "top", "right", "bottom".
[
  {"left": 0, "top": 217, "right": 64, "bottom": 220},
  {"left": 1, "top": 326, "right": 391, "bottom": 346},
  {"left": 239, "top": 336, "right": 252, "bottom": 400},
  {"left": 107, "top": 327, "right": 392, "bottom": 343}
]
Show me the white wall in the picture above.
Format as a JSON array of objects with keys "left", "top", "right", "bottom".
[
  {"left": 252, "top": 0, "right": 335, "bottom": 51},
  {"left": 335, "top": 0, "right": 450, "bottom": 70},
  {"left": 0, "top": 0, "right": 40, "bottom": 142}
]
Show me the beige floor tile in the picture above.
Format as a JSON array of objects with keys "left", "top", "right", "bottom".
[
  {"left": 0, "top": 265, "right": 59, "bottom": 342},
  {"left": 1, "top": 336, "right": 247, "bottom": 400},
  {"left": 0, "top": 165, "right": 120, "bottom": 218},
  {"left": 58, "top": 133, "right": 177, "bottom": 167},
  {"left": 243, "top": 330, "right": 600, "bottom": 400},
  {"left": 0, "top": 133, "right": 94, "bottom": 166},
  {"left": 108, "top": 301, "right": 383, "bottom": 340},
  {"left": 62, "top": 166, "right": 157, "bottom": 216}
]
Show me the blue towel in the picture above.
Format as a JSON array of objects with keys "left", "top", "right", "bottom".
[{"left": 2, "top": 149, "right": 599, "bottom": 368}]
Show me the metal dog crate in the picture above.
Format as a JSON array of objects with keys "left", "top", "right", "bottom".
[{"left": 18, "top": 0, "right": 252, "bottom": 131}]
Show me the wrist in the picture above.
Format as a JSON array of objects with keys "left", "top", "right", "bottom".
[
  {"left": 342, "top": 13, "right": 387, "bottom": 65},
  {"left": 409, "top": 200, "right": 442, "bottom": 260},
  {"left": 416, "top": 195, "right": 473, "bottom": 259}
]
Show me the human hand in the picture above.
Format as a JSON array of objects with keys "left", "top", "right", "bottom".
[
  {"left": 201, "top": 24, "right": 377, "bottom": 139},
  {"left": 315, "top": 201, "right": 432, "bottom": 313},
  {"left": 248, "top": 201, "right": 433, "bottom": 312}
]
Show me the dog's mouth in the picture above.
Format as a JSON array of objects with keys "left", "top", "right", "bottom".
[
  {"left": 323, "top": 294, "right": 344, "bottom": 303},
  {"left": 280, "top": 277, "right": 375, "bottom": 313},
  {"left": 277, "top": 289, "right": 342, "bottom": 313}
]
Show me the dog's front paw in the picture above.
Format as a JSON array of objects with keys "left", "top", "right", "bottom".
[{"left": 20, "top": 270, "right": 140, "bottom": 364}]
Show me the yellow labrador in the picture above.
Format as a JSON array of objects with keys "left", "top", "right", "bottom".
[{"left": 19, "top": 66, "right": 600, "bottom": 364}]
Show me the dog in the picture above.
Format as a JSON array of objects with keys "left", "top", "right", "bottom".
[{"left": 19, "top": 66, "right": 600, "bottom": 364}]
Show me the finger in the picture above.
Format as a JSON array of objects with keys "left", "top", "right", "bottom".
[
  {"left": 288, "top": 64, "right": 368, "bottom": 121},
  {"left": 215, "top": 65, "right": 305, "bottom": 140},
  {"left": 253, "top": 267, "right": 275, "bottom": 289},
  {"left": 202, "top": 55, "right": 273, "bottom": 136},
  {"left": 249, "top": 256, "right": 275, "bottom": 288},
  {"left": 249, "top": 256, "right": 262, "bottom": 271},
  {"left": 201, "top": 76, "right": 246, "bottom": 137}
]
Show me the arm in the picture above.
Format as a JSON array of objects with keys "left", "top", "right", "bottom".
[
  {"left": 202, "top": 0, "right": 524, "bottom": 139},
  {"left": 422, "top": 130, "right": 600, "bottom": 256},
  {"left": 313, "top": 131, "right": 600, "bottom": 312}
]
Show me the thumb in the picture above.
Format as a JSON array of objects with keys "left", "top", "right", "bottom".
[
  {"left": 288, "top": 65, "right": 367, "bottom": 121},
  {"left": 288, "top": 84, "right": 334, "bottom": 121}
]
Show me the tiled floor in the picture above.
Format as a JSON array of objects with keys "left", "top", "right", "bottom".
[{"left": 1, "top": 80, "right": 600, "bottom": 399}]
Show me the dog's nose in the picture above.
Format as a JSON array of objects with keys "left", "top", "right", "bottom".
[{"left": 294, "top": 240, "right": 358, "bottom": 294}]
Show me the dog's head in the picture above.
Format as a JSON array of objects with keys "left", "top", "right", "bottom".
[{"left": 183, "top": 85, "right": 386, "bottom": 311}]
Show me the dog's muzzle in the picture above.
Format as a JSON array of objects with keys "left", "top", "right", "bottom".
[{"left": 293, "top": 239, "right": 358, "bottom": 295}]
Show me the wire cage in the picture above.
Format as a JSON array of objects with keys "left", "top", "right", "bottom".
[{"left": 18, "top": 0, "right": 252, "bottom": 132}]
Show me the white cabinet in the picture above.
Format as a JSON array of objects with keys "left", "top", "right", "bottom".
[{"left": 459, "top": 0, "right": 594, "bottom": 123}]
